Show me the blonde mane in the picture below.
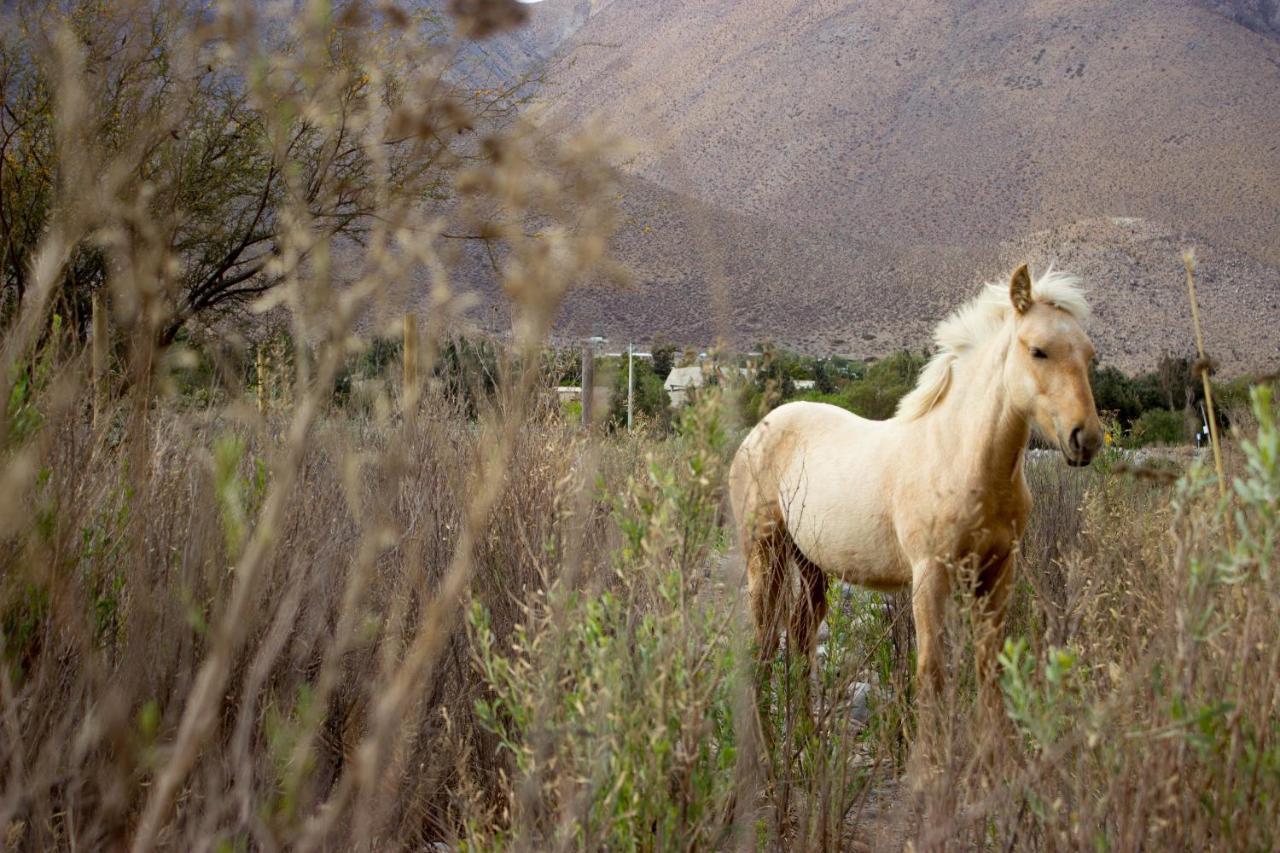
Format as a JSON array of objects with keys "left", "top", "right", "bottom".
[{"left": 895, "top": 267, "right": 1090, "bottom": 420}]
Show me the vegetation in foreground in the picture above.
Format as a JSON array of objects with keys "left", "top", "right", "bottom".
[
  {"left": 2, "top": 2, "right": 1280, "bottom": 850},
  {"left": 5, "top": 349, "right": 1280, "bottom": 849}
]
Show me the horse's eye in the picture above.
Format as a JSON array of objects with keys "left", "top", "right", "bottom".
[{"left": 1031, "top": 347, "right": 1049, "bottom": 360}]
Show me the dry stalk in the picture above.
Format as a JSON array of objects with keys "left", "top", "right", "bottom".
[{"left": 1182, "top": 250, "right": 1228, "bottom": 513}]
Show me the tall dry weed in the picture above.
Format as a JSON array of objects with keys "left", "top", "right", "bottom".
[{"left": 1, "top": 1, "right": 624, "bottom": 848}]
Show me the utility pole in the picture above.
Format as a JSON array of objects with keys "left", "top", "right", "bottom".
[{"left": 627, "top": 343, "right": 634, "bottom": 432}]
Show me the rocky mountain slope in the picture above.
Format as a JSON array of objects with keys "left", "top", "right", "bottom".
[{"left": 451, "top": 0, "right": 1280, "bottom": 374}]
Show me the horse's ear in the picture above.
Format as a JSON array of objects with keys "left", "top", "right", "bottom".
[{"left": 1010, "top": 264, "right": 1033, "bottom": 314}]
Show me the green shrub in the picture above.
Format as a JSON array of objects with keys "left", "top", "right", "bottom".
[
  {"left": 1125, "top": 407, "right": 1188, "bottom": 447},
  {"left": 791, "top": 390, "right": 848, "bottom": 408},
  {"left": 467, "top": 390, "right": 735, "bottom": 849},
  {"left": 838, "top": 351, "right": 923, "bottom": 419},
  {"left": 650, "top": 341, "right": 678, "bottom": 382},
  {"left": 606, "top": 354, "right": 671, "bottom": 431}
]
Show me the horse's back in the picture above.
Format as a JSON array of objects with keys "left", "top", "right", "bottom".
[
  {"left": 731, "top": 402, "right": 886, "bottom": 507},
  {"left": 731, "top": 402, "right": 836, "bottom": 531},
  {"left": 740, "top": 401, "right": 884, "bottom": 449}
]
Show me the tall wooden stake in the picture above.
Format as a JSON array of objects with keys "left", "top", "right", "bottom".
[
  {"left": 91, "top": 290, "right": 108, "bottom": 427},
  {"left": 256, "top": 348, "right": 268, "bottom": 416},
  {"left": 1184, "top": 251, "right": 1230, "bottom": 520}
]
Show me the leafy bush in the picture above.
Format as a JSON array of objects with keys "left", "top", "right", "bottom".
[
  {"left": 1092, "top": 364, "right": 1151, "bottom": 423},
  {"left": 650, "top": 340, "right": 678, "bottom": 382},
  {"left": 468, "top": 390, "right": 735, "bottom": 849},
  {"left": 1125, "top": 407, "right": 1188, "bottom": 447},
  {"left": 605, "top": 353, "right": 671, "bottom": 431},
  {"left": 791, "top": 389, "right": 848, "bottom": 408},
  {"left": 791, "top": 350, "right": 926, "bottom": 420},
  {"left": 740, "top": 348, "right": 924, "bottom": 422},
  {"left": 839, "top": 350, "right": 926, "bottom": 419},
  {"left": 1091, "top": 356, "right": 1198, "bottom": 436},
  {"left": 738, "top": 344, "right": 796, "bottom": 424}
]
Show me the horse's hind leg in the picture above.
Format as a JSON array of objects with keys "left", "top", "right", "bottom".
[
  {"left": 787, "top": 541, "right": 828, "bottom": 673},
  {"left": 747, "top": 535, "right": 783, "bottom": 660},
  {"left": 786, "top": 542, "right": 828, "bottom": 730}
]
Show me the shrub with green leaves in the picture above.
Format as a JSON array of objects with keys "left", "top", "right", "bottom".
[
  {"left": 993, "top": 384, "right": 1280, "bottom": 849},
  {"left": 466, "top": 390, "right": 737, "bottom": 850},
  {"left": 605, "top": 354, "right": 671, "bottom": 432},
  {"left": 1124, "top": 407, "right": 1188, "bottom": 447}
]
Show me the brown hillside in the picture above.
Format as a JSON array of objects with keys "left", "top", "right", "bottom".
[
  {"left": 526, "top": 181, "right": 1280, "bottom": 373},
  {"left": 539, "top": 0, "right": 1280, "bottom": 254},
  {"left": 445, "top": 174, "right": 1279, "bottom": 373},
  {"left": 445, "top": 0, "right": 1280, "bottom": 374}
]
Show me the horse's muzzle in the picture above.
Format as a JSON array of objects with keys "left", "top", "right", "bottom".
[{"left": 1065, "top": 425, "right": 1102, "bottom": 466}]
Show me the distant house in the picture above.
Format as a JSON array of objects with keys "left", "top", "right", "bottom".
[
  {"left": 793, "top": 379, "right": 816, "bottom": 391},
  {"left": 664, "top": 364, "right": 751, "bottom": 407},
  {"left": 663, "top": 366, "right": 705, "bottom": 407}
]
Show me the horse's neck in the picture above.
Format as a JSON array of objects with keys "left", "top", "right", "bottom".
[{"left": 928, "top": 330, "right": 1029, "bottom": 488}]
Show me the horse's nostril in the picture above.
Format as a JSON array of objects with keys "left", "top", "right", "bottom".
[{"left": 1069, "top": 426, "right": 1083, "bottom": 452}]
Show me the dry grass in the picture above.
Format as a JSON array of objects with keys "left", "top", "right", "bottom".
[
  {"left": 2, "top": 2, "right": 1280, "bottom": 851},
  {"left": 6, "top": 363, "right": 1280, "bottom": 850},
  {"left": 1, "top": 398, "right": 606, "bottom": 848}
]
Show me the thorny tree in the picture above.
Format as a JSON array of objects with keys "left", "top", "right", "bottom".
[{"left": 0, "top": 0, "right": 536, "bottom": 344}]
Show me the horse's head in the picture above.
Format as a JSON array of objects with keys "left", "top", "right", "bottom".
[{"left": 1006, "top": 264, "right": 1103, "bottom": 466}]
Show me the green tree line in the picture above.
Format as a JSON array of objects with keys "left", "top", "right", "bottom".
[{"left": 735, "top": 345, "right": 1272, "bottom": 448}]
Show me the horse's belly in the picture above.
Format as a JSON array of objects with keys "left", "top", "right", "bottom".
[{"left": 782, "top": 474, "right": 911, "bottom": 590}]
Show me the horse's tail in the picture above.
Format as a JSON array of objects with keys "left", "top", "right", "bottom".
[{"left": 745, "top": 513, "right": 827, "bottom": 662}]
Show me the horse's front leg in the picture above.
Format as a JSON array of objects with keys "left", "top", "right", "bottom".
[
  {"left": 911, "top": 558, "right": 949, "bottom": 700},
  {"left": 907, "top": 557, "right": 949, "bottom": 785}
]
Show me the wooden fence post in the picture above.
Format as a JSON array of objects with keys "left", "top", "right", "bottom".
[
  {"left": 91, "top": 290, "right": 108, "bottom": 427},
  {"left": 256, "top": 348, "right": 268, "bottom": 416},
  {"left": 581, "top": 340, "right": 594, "bottom": 428},
  {"left": 403, "top": 313, "right": 419, "bottom": 409}
]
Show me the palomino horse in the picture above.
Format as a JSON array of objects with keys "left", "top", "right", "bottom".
[{"left": 729, "top": 264, "right": 1102, "bottom": 710}]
